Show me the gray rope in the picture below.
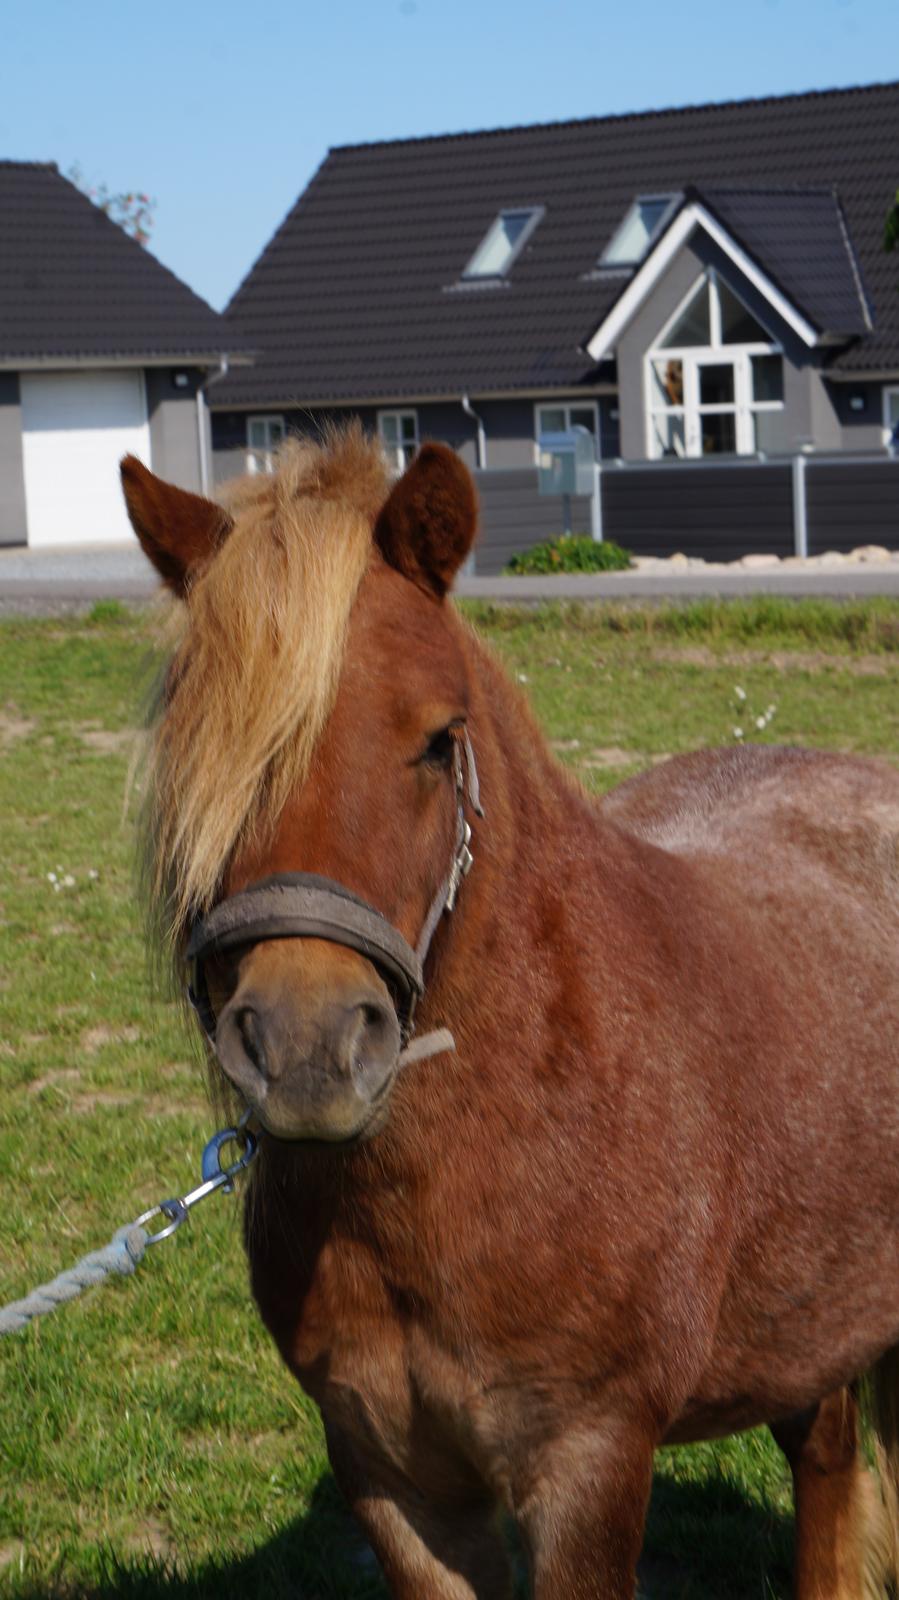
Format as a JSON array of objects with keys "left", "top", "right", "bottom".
[
  {"left": 0, "top": 1223, "right": 148, "bottom": 1336},
  {"left": 0, "top": 1032, "right": 455, "bottom": 1339}
]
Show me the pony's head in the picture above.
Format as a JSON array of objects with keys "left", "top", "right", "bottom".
[{"left": 122, "top": 428, "right": 479, "bottom": 1143}]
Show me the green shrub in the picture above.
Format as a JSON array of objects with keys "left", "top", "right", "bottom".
[
  {"left": 86, "top": 598, "right": 128, "bottom": 625},
  {"left": 504, "top": 534, "right": 632, "bottom": 575}
]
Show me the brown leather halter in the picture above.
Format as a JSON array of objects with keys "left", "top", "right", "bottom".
[{"left": 185, "top": 731, "right": 483, "bottom": 1043}]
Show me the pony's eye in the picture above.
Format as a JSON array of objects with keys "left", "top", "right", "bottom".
[{"left": 420, "top": 726, "right": 457, "bottom": 769}]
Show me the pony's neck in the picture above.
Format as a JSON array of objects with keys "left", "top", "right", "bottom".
[{"left": 423, "top": 625, "right": 619, "bottom": 1020}]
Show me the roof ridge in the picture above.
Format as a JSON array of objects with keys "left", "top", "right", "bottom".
[
  {"left": 0, "top": 159, "right": 58, "bottom": 170},
  {"left": 329, "top": 78, "right": 899, "bottom": 155},
  {"left": 695, "top": 182, "right": 838, "bottom": 197}
]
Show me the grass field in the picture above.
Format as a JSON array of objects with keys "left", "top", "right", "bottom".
[{"left": 2, "top": 597, "right": 898, "bottom": 1599}]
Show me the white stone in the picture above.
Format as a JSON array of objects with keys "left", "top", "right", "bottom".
[
  {"left": 851, "top": 544, "right": 893, "bottom": 563},
  {"left": 740, "top": 553, "right": 781, "bottom": 569}
]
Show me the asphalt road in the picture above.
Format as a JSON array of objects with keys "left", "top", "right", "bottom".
[{"left": 2, "top": 541, "right": 899, "bottom": 615}]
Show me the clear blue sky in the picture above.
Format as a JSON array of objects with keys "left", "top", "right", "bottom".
[{"left": 2, "top": 0, "right": 894, "bottom": 311}]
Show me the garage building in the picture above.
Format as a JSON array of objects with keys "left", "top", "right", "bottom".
[{"left": 1, "top": 161, "right": 249, "bottom": 547}]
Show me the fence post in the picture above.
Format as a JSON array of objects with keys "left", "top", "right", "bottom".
[
  {"left": 590, "top": 462, "right": 603, "bottom": 543},
  {"left": 791, "top": 453, "right": 808, "bottom": 559}
]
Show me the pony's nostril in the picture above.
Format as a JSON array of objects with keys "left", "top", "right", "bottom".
[
  {"left": 345, "top": 998, "right": 400, "bottom": 1099},
  {"left": 237, "top": 1006, "right": 269, "bottom": 1079}
]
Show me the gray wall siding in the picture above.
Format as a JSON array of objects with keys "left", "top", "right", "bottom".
[
  {"left": 474, "top": 468, "right": 592, "bottom": 573},
  {"left": 0, "top": 373, "right": 27, "bottom": 546},
  {"left": 471, "top": 400, "right": 535, "bottom": 468},
  {"left": 211, "top": 395, "right": 614, "bottom": 476},
  {"left": 827, "top": 381, "right": 894, "bottom": 452},
  {"left": 146, "top": 369, "right": 203, "bottom": 492},
  {"left": 807, "top": 459, "right": 899, "bottom": 553},
  {"left": 212, "top": 402, "right": 474, "bottom": 456},
  {"left": 807, "top": 370, "right": 842, "bottom": 453}
]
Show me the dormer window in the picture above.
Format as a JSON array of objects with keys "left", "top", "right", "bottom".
[
  {"left": 601, "top": 195, "right": 676, "bottom": 267},
  {"left": 463, "top": 207, "right": 543, "bottom": 279}
]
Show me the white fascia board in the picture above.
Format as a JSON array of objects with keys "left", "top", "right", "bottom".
[
  {"left": 585, "top": 203, "right": 820, "bottom": 362},
  {"left": 0, "top": 352, "right": 252, "bottom": 371},
  {"left": 825, "top": 368, "right": 899, "bottom": 382}
]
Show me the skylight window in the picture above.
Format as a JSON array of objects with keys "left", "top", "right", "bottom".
[
  {"left": 601, "top": 195, "right": 675, "bottom": 267},
  {"left": 463, "top": 207, "right": 543, "bottom": 279}
]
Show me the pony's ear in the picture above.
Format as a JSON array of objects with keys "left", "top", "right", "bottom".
[
  {"left": 120, "top": 455, "right": 233, "bottom": 598},
  {"left": 374, "top": 444, "right": 478, "bottom": 598}
]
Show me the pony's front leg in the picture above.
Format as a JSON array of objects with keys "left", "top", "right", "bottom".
[
  {"left": 515, "top": 1420, "right": 655, "bottom": 1600},
  {"left": 325, "top": 1421, "right": 513, "bottom": 1600}
]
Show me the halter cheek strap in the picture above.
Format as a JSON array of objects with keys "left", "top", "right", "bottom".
[{"left": 185, "top": 728, "right": 483, "bottom": 1042}]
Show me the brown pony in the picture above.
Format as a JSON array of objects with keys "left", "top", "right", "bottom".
[{"left": 121, "top": 430, "right": 899, "bottom": 1600}]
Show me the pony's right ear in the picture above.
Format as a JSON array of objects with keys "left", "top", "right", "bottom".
[{"left": 120, "top": 456, "right": 233, "bottom": 598}]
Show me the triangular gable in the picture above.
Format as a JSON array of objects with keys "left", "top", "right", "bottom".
[{"left": 584, "top": 199, "right": 820, "bottom": 363}]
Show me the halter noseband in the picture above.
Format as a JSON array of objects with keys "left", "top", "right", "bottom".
[{"left": 186, "top": 729, "right": 483, "bottom": 1042}]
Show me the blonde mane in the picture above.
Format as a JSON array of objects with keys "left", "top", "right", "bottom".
[{"left": 144, "top": 425, "right": 389, "bottom": 945}]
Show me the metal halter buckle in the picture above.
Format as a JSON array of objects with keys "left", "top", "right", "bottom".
[{"left": 445, "top": 820, "right": 473, "bottom": 913}]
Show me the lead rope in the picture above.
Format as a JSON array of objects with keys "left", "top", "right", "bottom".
[{"left": 0, "top": 1027, "right": 457, "bottom": 1338}]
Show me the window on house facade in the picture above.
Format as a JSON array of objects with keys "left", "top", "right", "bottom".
[
  {"left": 535, "top": 401, "right": 599, "bottom": 458},
  {"left": 463, "top": 208, "right": 543, "bottom": 279},
  {"left": 246, "top": 415, "right": 285, "bottom": 474},
  {"left": 884, "top": 387, "right": 899, "bottom": 448},
  {"left": 378, "top": 410, "right": 419, "bottom": 473},
  {"left": 600, "top": 196, "right": 675, "bottom": 267},
  {"left": 647, "top": 274, "right": 785, "bottom": 459}
]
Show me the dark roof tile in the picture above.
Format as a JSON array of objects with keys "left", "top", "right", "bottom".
[
  {"left": 218, "top": 81, "right": 899, "bottom": 405},
  {"left": 0, "top": 162, "right": 249, "bottom": 363}
]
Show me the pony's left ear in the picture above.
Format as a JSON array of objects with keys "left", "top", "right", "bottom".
[
  {"left": 120, "top": 455, "right": 233, "bottom": 598},
  {"left": 374, "top": 444, "right": 478, "bottom": 598}
]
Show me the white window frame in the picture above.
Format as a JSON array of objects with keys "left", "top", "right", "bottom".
[
  {"left": 246, "top": 414, "right": 285, "bottom": 474},
  {"left": 378, "top": 409, "right": 419, "bottom": 474},
  {"left": 599, "top": 194, "right": 678, "bottom": 268},
  {"left": 463, "top": 207, "right": 544, "bottom": 281},
  {"left": 645, "top": 271, "right": 785, "bottom": 460},
  {"left": 882, "top": 386, "right": 899, "bottom": 448},
  {"left": 533, "top": 400, "right": 600, "bottom": 463}
]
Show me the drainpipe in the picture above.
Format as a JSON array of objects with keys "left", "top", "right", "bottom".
[
  {"left": 461, "top": 394, "right": 486, "bottom": 469},
  {"left": 197, "top": 357, "right": 229, "bottom": 496}
]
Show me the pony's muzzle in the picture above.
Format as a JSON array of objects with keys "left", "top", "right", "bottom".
[{"left": 212, "top": 944, "right": 402, "bottom": 1141}]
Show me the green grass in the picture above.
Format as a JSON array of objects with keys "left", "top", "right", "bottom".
[{"left": 1, "top": 599, "right": 897, "bottom": 1598}]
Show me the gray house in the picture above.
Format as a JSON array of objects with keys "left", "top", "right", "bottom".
[
  {"left": 210, "top": 81, "right": 899, "bottom": 482},
  {"left": 0, "top": 162, "right": 250, "bottom": 547}
]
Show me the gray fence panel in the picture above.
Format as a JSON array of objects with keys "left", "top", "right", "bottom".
[
  {"left": 602, "top": 464, "right": 794, "bottom": 561},
  {"left": 474, "top": 468, "right": 592, "bottom": 574},
  {"left": 806, "top": 460, "right": 899, "bottom": 554}
]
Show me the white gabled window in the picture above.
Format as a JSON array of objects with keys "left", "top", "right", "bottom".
[
  {"left": 378, "top": 410, "right": 418, "bottom": 474},
  {"left": 601, "top": 196, "right": 675, "bottom": 268},
  {"left": 646, "top": 272, "right": 786, "bottom": 459},
  {"left": 463, "top": 208, "right": 543, "bottom": 280},
  {"left": 246, "top": 414, "right": 285, "bottom": 474},
  {"left": 534, "top": 401, "right": 600, "bottom": 459}
]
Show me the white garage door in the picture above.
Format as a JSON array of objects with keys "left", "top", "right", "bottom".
[{"left": 21, "top": 370, "right": 150, "bottom": 547}]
